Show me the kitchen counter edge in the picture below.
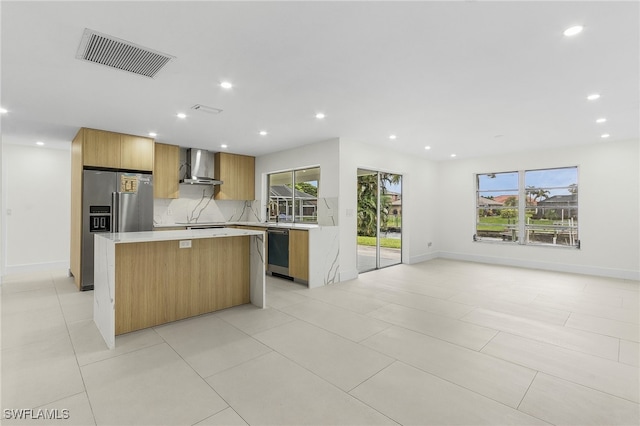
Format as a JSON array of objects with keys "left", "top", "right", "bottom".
[{"left": 95, "top": 228, "right": 265, "bottom": 244}]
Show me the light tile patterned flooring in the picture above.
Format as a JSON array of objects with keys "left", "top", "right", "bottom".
[{"left": 1, "top": 259, "right": 639, "bottom": 425}]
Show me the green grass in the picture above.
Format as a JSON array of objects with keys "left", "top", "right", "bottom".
[
  {"left": 477, "top": 216, "right": 516, "bottom": 231},
  {"left": 357, "top": 236, "right": 401, "bottom": 249}
]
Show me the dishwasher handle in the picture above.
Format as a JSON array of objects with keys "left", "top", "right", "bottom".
[{"left": 267, "top": 229, "right": 289, "bottom": 235}]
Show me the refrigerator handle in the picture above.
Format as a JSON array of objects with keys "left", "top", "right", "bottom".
[{"left": 112, "top": 192, "right": 120, "bottom": 233}]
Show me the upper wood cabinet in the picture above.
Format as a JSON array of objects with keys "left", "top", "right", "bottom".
[
  {"left": 214, "top": 152, "right": 255, "bottom": 200},
  {"left": 121, "top": 134, "right": 154, "bottom": 171},
  {"left": 83, "top": 128, "right": 121, "bottom": 168},
  {"left": 153, "top": 143, "right": 180, "bottom": 199},
  {"left": 79, "top": 128, "right": 154, "bottom": 171}
]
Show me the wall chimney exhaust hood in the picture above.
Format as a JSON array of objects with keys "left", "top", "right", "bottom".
[{"left": 180, "top": 148, "right": 223, "bottom": 185}]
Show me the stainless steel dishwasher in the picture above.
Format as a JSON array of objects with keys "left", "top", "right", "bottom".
[{"left": 267, "top": 228, "right": 290, "bottom": 277}]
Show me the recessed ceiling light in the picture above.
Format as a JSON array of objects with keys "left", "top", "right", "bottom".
[
  {"left": 177, "top": 113, "right": 186, "bottom": 119},
  {"left": 36, "top": 141, "right": 45, "bottom": 146},
  {"left": 563, "top": 25, "right": 584, "bottom": 37},
  {"left": 220, "top": 81, "right": 233, "bottom": 89},
  {"left": 601, "top": 133, "right": 610, "bottom": 138},
  {"left": 0, "top": 108, "right": 7, "bottom": 114},
  {"left": 389, "top": 134, "right": 397, "bottom": 140},
  {"left": 595, "top": 118, "right": 607, "bottom": 123},
  {"left": 587, "top": 93, "right": 600, "bottom": 101},
  {"left": 424, "top": 146, "right": 431, "bottom": 150},
  {"left": 148, "top": 132, "right": 157, "bottom": 137},
  {"left": 259, "top": 130, "right": 268, "bottom": 136},
  {"left": 221, "top": 144, "right": 228, "bottom": 149},
  {"left": 450, "top": 154, "right": 457, "bottom": 158},
  {"left": 315, "top": 113, "right": 325, "bottom": 119}
]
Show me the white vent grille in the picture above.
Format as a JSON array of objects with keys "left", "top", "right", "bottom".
[
  {"left": 76, "top": 28, "right": 174, "bottom": 78},
  {"left": 191, "top": 104, "right": 223, "bottom": 114}
]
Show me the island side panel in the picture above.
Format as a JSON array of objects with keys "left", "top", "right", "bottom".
[
  {"left": 114, "top": 236, "right": 251, "bottom": 335},
  {"left": 249, "top": 233, "right": 266, "bottom": 308},
  {"left": 94, "top": 235, "right": 116, "bottom": 349},
  {"left": 308, "top": 226, "right": 340, "bottom": 288}
]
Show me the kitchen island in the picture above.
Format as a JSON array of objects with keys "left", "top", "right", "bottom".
[{"left": 93, "top": 228, "right": 265, "bottom": 349}]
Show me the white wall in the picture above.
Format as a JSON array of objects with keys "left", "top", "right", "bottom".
[
  {"left": 437, "top": 139, "right": 640, "bottom": 280},
  {"left": 3, "top": 136, "right": 637, "bottom": 281},
  {"left": 2, "top": 143, "right": 71, "bottom": 274},
  {"left": 254, "top": 138, "right": 340, "bottom": 222},
  {"left": 256, "top": 138, "right": 440, "bottom": 282},
  {"left": 338, "top": 139, "right": 439, "bottom": 281}
]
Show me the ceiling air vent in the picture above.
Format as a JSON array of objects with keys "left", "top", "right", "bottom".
[
  {"left": 191, "top": 104, "right": 223, "bottom": 114},
  {"left": 76, "top": 28, "right": 174, "bottom": 78}
]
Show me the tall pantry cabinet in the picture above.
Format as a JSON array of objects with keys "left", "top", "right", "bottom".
[{"left": 70, "top": 128, "right": 155, "bottom": 289}]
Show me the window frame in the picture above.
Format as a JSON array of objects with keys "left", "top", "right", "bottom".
[
  {"left": 267, "top": 166, "right": 320, "bottom": 224},
  {"left": 475, "top": 166, "right": 579, "bottom": 248}
]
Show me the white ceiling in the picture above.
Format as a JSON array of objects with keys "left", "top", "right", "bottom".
[{"left": 2, "top": 1, "right": 638, "bottom": 161}]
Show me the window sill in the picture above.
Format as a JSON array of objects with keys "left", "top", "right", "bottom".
[{"left": 473, "top": 239, "right": 579, "bottom": 249}]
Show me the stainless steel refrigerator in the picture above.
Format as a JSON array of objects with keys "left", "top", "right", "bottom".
[{"left": 81, "top": 170, "right": 153, "bottom": 290}]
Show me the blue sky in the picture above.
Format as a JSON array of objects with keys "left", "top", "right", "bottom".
[
  {"left": 478, "top": 168, "right": 577, "bottom": 196},
  {"left": 379, "top": 167, "right": 578, "bottom": 197}
]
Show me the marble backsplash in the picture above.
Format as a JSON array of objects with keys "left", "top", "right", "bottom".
[
  {"left": 154, "top": 185, "right": 252, "bottom": 226},
  {"left": 154, "top": 185, "right": 338, "bottom": 227},
  {"left": 317, "top": 197, "right": 338, "bottom": 226}
]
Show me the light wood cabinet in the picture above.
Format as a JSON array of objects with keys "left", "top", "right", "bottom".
[
  {"left": 70, "top": 132, "right": 84, "bottom": 288},
  {"left": 289, "top": 229, "right": 309, "bottom": 282},
  {"left": 69, "top": 127, "right": 155, "bottom": 289},
  {"left": 214, "top": 152, "right": 255, "bottom": 200},
  {"left": 114, "top": 237, "right": 250, "bottom": 334},
  {"left": 153, "top": 143, "right": 180, "bottom": 199},
  {"left": 121, "top": 134, "right": 154, "bottom": 171},
  {"left": 83, "top": 128, "right": 121, "bottom": 168},
  {"left": 78, "top": 128, "right": 154, "bottom": 171}
]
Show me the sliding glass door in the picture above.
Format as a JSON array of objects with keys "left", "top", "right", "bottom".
[{"left": 356, "top": 169, "right": 402, "bottom": 273}]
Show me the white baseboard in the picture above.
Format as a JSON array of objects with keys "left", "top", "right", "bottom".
[
  {"left": 2, "top": 261, "right": 70, "bottom": 277},
  {"left": 437, "top": 251, "right": 640, "bottom": 281},
  {"left": 407, "top": 252, "right": 439, "bottom": 265}
]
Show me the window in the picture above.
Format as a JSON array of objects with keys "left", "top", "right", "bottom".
[
  {"left": 476, "top": 167, "right": 578, "bottom": 247},
  {"left": 267, "top": 167, "right": 319, "bottom": 223},
  {"left": 476, "top": 171, "right": 520, "bottom": 242}
]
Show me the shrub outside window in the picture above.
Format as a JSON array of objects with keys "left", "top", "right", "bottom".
[{"left": 476, "top": 167, "right": 578, "bottom": 247}]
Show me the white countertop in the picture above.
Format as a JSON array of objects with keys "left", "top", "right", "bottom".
[
  {"left": 153, "top": 221, "right": 320, "bottom": 230},
  {"left": 95, "top": 227, "right": 264, "bottom": 244},
  {"left": 231, "top": 222, "right": 319, "bottom": 229}
]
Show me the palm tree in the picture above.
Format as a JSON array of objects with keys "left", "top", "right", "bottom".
[
  {"left": 357, "top": 174, "right": 378, "bottom": 237},
  {"left": 357, "top": 172, "right": 401, "bottom": 237},
  {"left": 526, "top": 186, "right": 550, "bottom": 204}
]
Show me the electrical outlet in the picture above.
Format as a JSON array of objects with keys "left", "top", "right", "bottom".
[
  {"left": 167, "top": 207, "right": 173, "bottom": 216},
  {"left": 179, "top": 240, "right": 192, "bottom": 248}
]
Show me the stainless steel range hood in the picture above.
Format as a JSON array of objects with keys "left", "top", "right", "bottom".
[{"left": 180, "top": 148, "right": 223, "bottom": 185}]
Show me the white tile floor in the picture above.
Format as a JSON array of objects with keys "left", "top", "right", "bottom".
[{"left": 1, "top": 259, "right": 639, "bottom": 425}]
